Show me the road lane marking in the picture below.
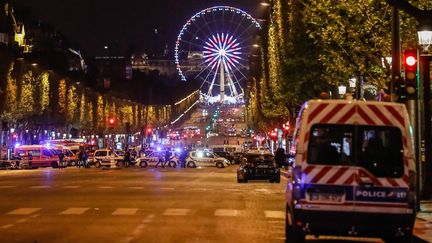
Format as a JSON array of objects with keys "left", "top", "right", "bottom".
[
  {"left": 30, "top": 186, "right": 50, "bottom": 189},
  {"left": 268, "top": 220, "right": 285, "bottom": 224},
  {"left": 7, "top": 208, "right": 41, "bottom": 215},
  {"left": 60, "top": 208, "right": 90, "bottom": 215},
  {"left": 1, "top": 224, "right": 13, "bottom": 229},
  {"left": 264, "top": 210, "right": 285, "bottom": 219},
  {"left": 255, "top": 188, "right": 269, "bottom": 193},
  {"left": 112, "top": 208, "right": 138, "bottom": 215},
  {"left": 163, "top": 208, "right": 190, "bottom": 216},
  {"left": 98, "top": 186, "right": 114, "bottom": 189},
  {"left": 16, "top": 218, "right": 29, "bottom": 223},
  {"left": 214, "top": 209, "right": 242, "bottom": 217},
  {"left": 129, "top": 187, "right": 144, "bottom": 189},
  {"left": 191, "top": 188, "right": 208, "bottom": 191},
  {"left": 63, "top": 186, "right": 81, "bottom": 189},
  {"left": 159, "top": 187, "right": 175, "bottom": 190},
  {"left": 224, "top": 188, "right": 240, "bottom": 192}
]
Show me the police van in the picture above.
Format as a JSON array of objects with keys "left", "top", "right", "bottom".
[{"left": 285, "top": 99, "right": 417, "bottom": 242}]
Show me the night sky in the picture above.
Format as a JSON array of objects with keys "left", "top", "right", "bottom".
[{"left": 10, "top": 0, "right": 263, "bottom": 56}]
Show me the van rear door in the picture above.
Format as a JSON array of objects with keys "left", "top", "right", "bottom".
[
  {"left": 353, "top": 126, "right": 411, "bottom": 226},
  {"left": 305, "top": 124, "right": 357, "bottom": 213}
]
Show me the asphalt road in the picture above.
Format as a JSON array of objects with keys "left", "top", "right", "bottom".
[
  {"left": 2, "top": 166, "right": 425, "bottom": 243},
  {"left": 0, "top": 166, "right": 288, "bottom": 243}
]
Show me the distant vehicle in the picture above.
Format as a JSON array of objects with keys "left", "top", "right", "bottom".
[
  {"left": 92, "top": 149, "right": 124, "bottom": 168},
  {"left": 213, "top": 151, "right": 235, "bottom": 164},
  {"left": 233, "top": 152, "right": 244, "bottom": 164},
  {"left": 237, "top": 153, "right": 280, "bottom": 183},
  {"left": 137, "top": 151, "right": 179, "bottom": 168},
  {"left": 207, "top": 132, "right": 219, "bottom": 137},
  {"left": 186, "top": 151, "right": 230, "bottom": 168},
  {"left": 245, "top": 146, "right": 271, "bottom": 155},
  {"left": 210, "top": 145, "right": 243, "bottom": 153},
  {"left": 14, "top": 145, "right": 59, "bottom": 168},
  {"left": 49, "top": 145, "right": 76, "bottom": 166}
]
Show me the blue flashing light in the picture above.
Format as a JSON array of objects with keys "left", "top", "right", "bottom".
[
  {"left": 14, "top": 143, "right": 21, "bottom": 148},
  {"left": 175, "top": 148, "right": 182, "bottom": 153},
  {"left": 156, "top": 147, "right": 162, "bottom": 152}
]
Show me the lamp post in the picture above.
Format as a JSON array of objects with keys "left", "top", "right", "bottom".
[
  {"left": 418, "top": 25, "right": 432, "bottom": 198},
  {"left": 385, "top": 0, "right": 432, "bottom": 199}
]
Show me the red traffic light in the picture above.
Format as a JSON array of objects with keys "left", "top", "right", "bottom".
[
  {"left": 404, "top": 50, "right": 417, "bottom": 72},
  {"left": 405, "top": 56, "right": 416, "bottom": 67},
  {"left": 147, "top": 128, "right": 152, "bottom": 133},
  {"left": 108, "top": 117, "right": 115, "bottom": 127}
]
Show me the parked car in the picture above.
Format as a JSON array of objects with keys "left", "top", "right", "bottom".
[
  {"left": 91, "top": 149, "right": 124, "bottom": 168},
  {"left": 137, "top": 151, "right": 179, "bottom": 168},
  {"left": 213, "top": 151, "right": 235, "bottom": 164},
  {"left": 186, "top": 151, "right": 230, "bottom": 168},
  {"left": 237, "top": 153, "right": 280, "bottom": 183},
  {"left": 233, "top": 152, "right": 245, "bottom": 164},
  {"left": 14, "top": 145, "right": 59, "bottom": 168}
]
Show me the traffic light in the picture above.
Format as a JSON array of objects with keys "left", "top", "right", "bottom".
[
  {"left": 394, "top": 80, "right": 406, "bottom": 103},
  {"left": 403, "top": 49, "right": 418, "bottom": 100},
  {"left": 108, "top": 117, "right": 115, "bottom": 128}
]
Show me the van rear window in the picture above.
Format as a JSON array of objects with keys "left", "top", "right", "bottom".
[{"left": 307, "top": 124, "right": 404, "bottom": 178}]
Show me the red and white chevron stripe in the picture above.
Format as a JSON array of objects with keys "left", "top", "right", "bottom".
[{"left": 297, "top": 100, "right": 412, "bottom": 188}]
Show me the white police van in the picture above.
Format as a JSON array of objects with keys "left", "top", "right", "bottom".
[{"left": 285, "top": 100, "right": 417, "bottom": 242}]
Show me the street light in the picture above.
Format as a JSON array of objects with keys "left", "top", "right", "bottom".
[
  {"left": 418, "top": 24, "right": 432, "bottom": 52},
  {"left": 338, "top": 85, "right": 347, "bottom": 98}
]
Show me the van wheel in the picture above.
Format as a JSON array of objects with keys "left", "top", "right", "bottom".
[
  {"left": 70, "top": 161, "right": 76, "bottom": 166},
  {"left": 116, "top": 161, "right": 124, "bottom": 167},
  {"left": 139, "top": 161, "right": 148, "bottom": 168},
  {"left": 169, "top": 161, "right": 176, "bottom": 167},
  {"left": 95, "top": 161, "right": 102, "bottom": 168},
  {"left": 216, "top": 162, "right": 224, "bottom": 168},
  {"left": 51, "top": 161, "right": 59, "bottom": 168},
  {"left": 187, "top": 161, "right": 196, "bottom": 168},
  {"left": 286, "top": 205, "right": 305, "bottom": 243}
]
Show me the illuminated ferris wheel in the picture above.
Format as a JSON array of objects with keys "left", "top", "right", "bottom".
[{"left": 175, "top": 6, "right": 261, "bottom": 104}]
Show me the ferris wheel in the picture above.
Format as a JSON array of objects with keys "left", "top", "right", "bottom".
[{"left": 175, "top": 6, "right": 261, "bottom": 104}]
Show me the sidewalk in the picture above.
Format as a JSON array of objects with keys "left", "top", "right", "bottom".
[
  {"left": 280, "top": 169, "right": 431, "bottom": 242},
  {"left": 415, "top": 201, "right": 432, "bottom": 242}
]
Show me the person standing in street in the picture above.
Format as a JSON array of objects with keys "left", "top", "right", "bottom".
[
  {"left": 28, "top": 152, "right": 33, "bottom": 168},
  {"left": 164, "top": 149, "right": 171, "bottom": 167},
  {"left": 77, "top": 149, "right": 83, "bottom": 168},
  {"left": 275, "top": 148, "right": 285, "bottom": 168},
  {"left": 155, "top": 152, "right": 165, "bottom": 168},
  {"left": 83, "top": 150, "right": 89, "bottom": 168},
  {"left": 124, "top": 150, "right": 131, "bottom": 168},
  {"left": 179, "top": 149, "right": 188, "bottom": 168},
  {"left": 57, "top": 151, "right": 64, "bottom": 169}
]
